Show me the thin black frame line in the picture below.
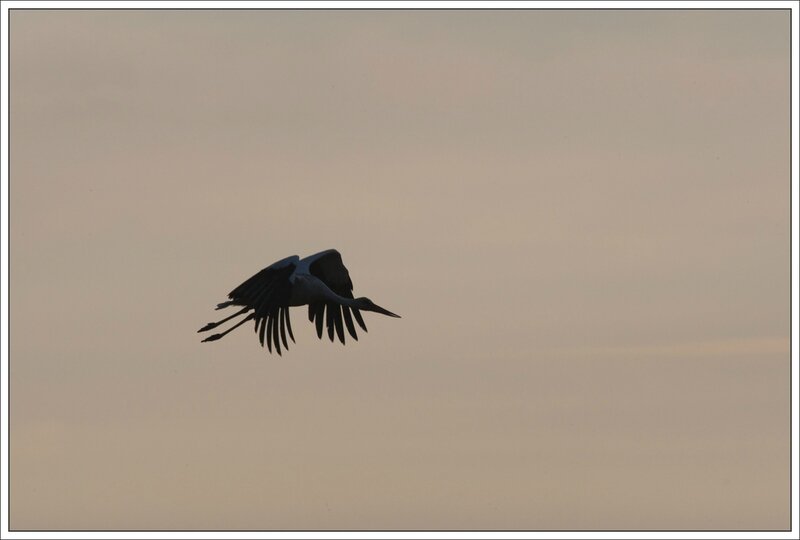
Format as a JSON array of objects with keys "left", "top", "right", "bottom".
[
  {"left": 3, "top": 7, "right": 799, "bottom": 11},
  {"left": 790, "top": 2, "right": 795, "bottom": 533},
  {"left": 5, "top": 5, "right": 10, "bottom": 536}
]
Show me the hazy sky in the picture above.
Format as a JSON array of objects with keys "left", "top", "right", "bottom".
[{"left": 10, "top": 9, "right": 790, "bottom": 530}]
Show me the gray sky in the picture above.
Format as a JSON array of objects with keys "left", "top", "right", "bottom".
[{"left": 10, "top": 9, "right": 790, "bottom": 530}]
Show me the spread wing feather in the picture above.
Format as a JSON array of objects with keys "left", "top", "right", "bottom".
[
  {"left": 342, "top": 307, "right": 358, "bottom": 340},
  {"left": 307, "top": 250, "right": 368, "bottom": 342},
  {"left": 199, "top": 256, "right": 298, "bottom": 354}
]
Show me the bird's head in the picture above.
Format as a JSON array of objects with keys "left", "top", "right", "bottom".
[{"left": 355, "top": 297, "right": 401, "bottom": 318}]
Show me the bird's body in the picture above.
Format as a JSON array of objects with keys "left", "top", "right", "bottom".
[{"left": 198, "top": 249, "right": 400, "bottom": 355}]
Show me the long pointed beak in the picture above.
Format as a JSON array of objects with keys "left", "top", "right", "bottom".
[{"left": 371, "top": 304, "right": 401, "bottom": 318}]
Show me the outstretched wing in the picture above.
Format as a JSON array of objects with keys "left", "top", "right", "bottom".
[
  {"left": 307, "top": 249, "right": 353, "bottom": 297},
  {"left": 305, "top": 250, "right": 367, "bottom": 345},
  {"left": 227, "top": 255, "right": 298, "bottom": 309},
  {"left": 200, "top": 256, "right": 298, "bottom": 355}
]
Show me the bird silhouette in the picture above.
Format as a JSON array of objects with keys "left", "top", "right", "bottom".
[{"left": 198, "top": 249, "right": 400, "bottom": 355}]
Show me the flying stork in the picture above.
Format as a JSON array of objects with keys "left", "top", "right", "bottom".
[{"left": 198, "top": 249, "right": 400, "bottom": 355}]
